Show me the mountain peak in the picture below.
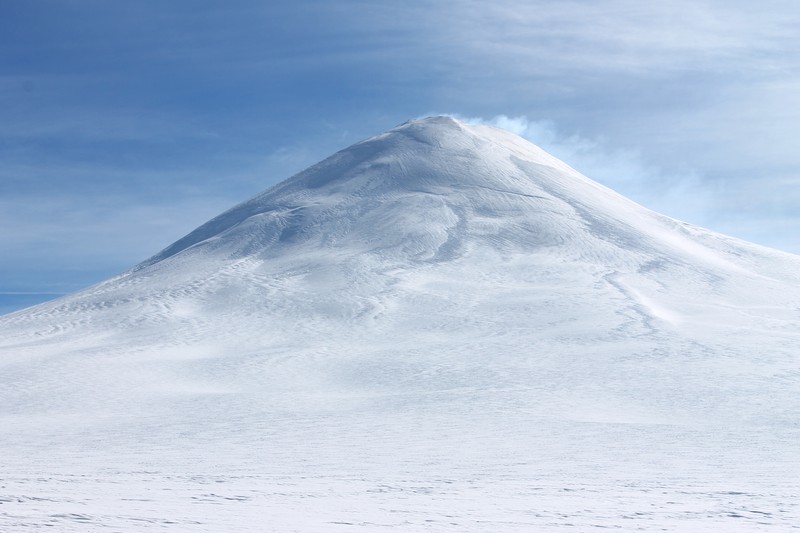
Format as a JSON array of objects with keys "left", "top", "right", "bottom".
[
  {"left": 132, "top": 116, "right": 777, "bottom": 280},
  {"left": 135, "top": 116, "right": 623, "bottom": 269},
  {"left": 392, "top": 115, "right": 472, "bottom": 140},
  {"left": 401, "top": 114, "right": 465, "bottom": 128}
]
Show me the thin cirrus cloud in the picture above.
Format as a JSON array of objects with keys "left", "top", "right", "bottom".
[{"left": 426, "top": 0, "right": 797, "bottom": 71}]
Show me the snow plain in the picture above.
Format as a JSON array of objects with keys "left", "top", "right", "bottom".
[{"left": 1, "top": 116, "right": 800, "bottom": 531}]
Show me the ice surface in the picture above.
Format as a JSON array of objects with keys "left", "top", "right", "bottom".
[{"left": 1, "top": 116, "right": 799, "bottom": 531}]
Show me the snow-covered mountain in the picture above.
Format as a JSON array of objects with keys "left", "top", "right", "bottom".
[{"left": 2, "top": 116, "right": 799, "bottom": 531}]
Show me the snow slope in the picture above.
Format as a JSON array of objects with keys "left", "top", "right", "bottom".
[{"left": 1, "top": 116, "right": 799, "bottom": 531}]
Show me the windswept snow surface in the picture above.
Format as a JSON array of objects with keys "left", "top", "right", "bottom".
[{"left": 2, "top": 116, "right": 800, "bottom": 531}]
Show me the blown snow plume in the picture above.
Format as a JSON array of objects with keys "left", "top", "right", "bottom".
[{"left": 2, "top": 116, "right": 800, "bottom": 531}]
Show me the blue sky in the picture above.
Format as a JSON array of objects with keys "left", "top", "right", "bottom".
[{"left": 2, "top": 0, "right": 800, "bottom": 314}]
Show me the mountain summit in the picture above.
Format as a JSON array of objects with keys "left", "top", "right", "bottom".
[
  {"left": 121, "top": 115, "right": 797, "bottom": 330},
  {"left": 136, "top": 116, "right": 790, "bottom": 278},
  {"left": 140, "top": 114, "right": 618, "bottom": 268},
  {"left": 2, "top": 116, "right": 800, "bottom": 531}
]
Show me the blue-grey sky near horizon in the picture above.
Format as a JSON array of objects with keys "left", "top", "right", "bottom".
[{"left": 2, "top": 0, "right": 800, "bottom": 314}]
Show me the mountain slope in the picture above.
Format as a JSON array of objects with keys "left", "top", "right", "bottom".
[{"left": 1, "top": 116, "right": 799, "bottom": 531}]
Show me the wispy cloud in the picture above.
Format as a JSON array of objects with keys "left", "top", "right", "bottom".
[
  {"left": 422, "top": 0, "right": 800, "bottom": 74},
  {"left": 458, "top": 114, "right": 712, "bottom": 222},
  {"left": 0, "top": 194, "right": 229, "bottom": 265},
  {"left": 0, "top": 292, "right": 65, "bottom": 296}
]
